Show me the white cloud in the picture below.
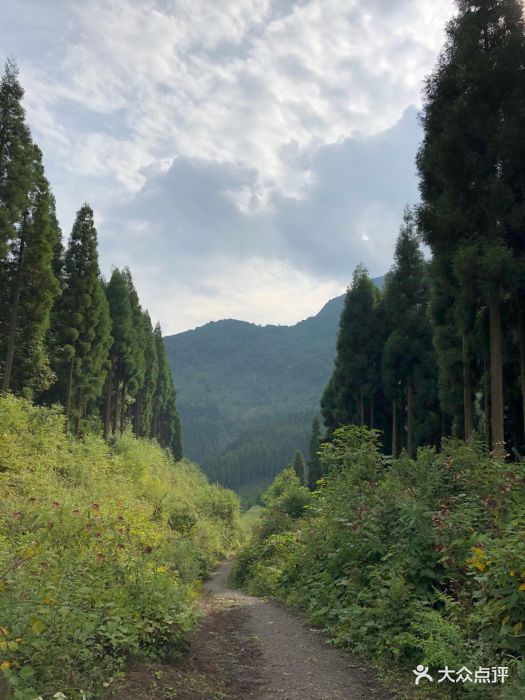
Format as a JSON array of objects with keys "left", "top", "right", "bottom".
[{"left": 0, "top": 0, "right": 456, "bottom": 332}]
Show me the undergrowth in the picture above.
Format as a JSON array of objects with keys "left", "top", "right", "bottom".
[
  {"left": 231, "top": 426, "right": 525, "bottom": 698},
  {"left": 0, "top": 395, "right": 240, "bottom": 699}
]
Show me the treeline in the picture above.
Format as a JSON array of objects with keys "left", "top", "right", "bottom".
[
  {"left": 322, "top": 0, "right": 525, "bottom": 459},
  {"left": 0, "top": 60, "right": 181, "bottom": 456},
  {"left": 202, "top": 411, "right": 312, "bottom": 489}
]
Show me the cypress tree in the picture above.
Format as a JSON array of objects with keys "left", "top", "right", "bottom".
[
  {"left": 382, "top": 209, "right": 438, "bottom": 457},
  {"left": 1, "top": 147, "right": 60, "bottom": 394},
  {"left": 418, "top": 0, "right": 525, "bottom": 454},
  {"left": 307, "top": 416, "right": 323, "bottom": 490},
  {"left": 292, "top": 449, "right": 307, "bottom": 485},
  {"left": 0, "top": 59, "right": 34, "bottom": 258},
  {"left": 52, "top": 204, "right": 107, "bottom": 431},
  {"left": 322, "top": 265, "right": 380, "bottom": 431},
  {"left": 122, "top": 268, "right": 146, "bottom": 434},
  {"left": 137, "top": 311, "right": 158, "bottom": 438},
  {"left": 104, "top": 269, "right": 135, "bottom": 436},
  {"left": 152, "top": 322, "right": 171, "bottom": 439}
]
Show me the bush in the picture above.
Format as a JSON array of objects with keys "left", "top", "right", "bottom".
[
  {"left": 0, "top": 395, "right": 240, "bottom": 699},
  {"left": 233, "top": 425, "right": 525, "bottom": 697}
]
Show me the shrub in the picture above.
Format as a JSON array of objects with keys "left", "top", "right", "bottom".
[
  {"left": 0, "top": 395, "right": 240, "bottom": 699},
  {"left": 233, "top": 425, "right": 525, "bottom": 696}
]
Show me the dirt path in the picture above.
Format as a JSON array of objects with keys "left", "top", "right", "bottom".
[{"left": 112, "top": 559, "right": 394, "bottom": 699}]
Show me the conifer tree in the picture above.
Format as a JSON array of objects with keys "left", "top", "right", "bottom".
[
  {"left": 292, "top": 449, "right": 307, "bottom": 485},
  {"left": 307, "top": 416, "right": 323, "bottom": 490},
  {"left": 382, "top": 210, "right": 438, "bottom": 457},
  {"left": 1, "top": 147, "right": 60, "bottom": 394},
  {"left": 151, "top": 322, "right": 182, "bottom": 457},
  {"left": 122, "top": 267, "right": 146, "bottom": 434},
  {"left": 0, "top": 59, "right": 34, "bottom": 258},
  {"left": 322, "top": 266, "right": 379, "bottom": 431},
  {"left": 137, "top": 311, "right": 158, "bottom": 438},
  {"left": 418, "top": 0, "right": 525, "bottom": 454},
  {"left": 52, "top": 204, "right": 108, "bottom": 431},
  {"left": 104, "top": 268, "right": 135, "bottom": 435},
  {"left": 152, "top": 322, "right": 171, "bottom": 439}
]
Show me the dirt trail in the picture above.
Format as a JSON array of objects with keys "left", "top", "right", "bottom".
[{"left": 112, "top": 559, "right": 394, "bottom": 699}]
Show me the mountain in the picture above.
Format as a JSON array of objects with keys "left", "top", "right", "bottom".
[{"left": 164, "top": 276, "right": 384, "bottom": 489}]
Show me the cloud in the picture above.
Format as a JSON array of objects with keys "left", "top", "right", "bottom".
[
  {"left": 0, "top": 0, "right": 455, "bottom": 332},
  {"left": 103, "top": 106, "right": 421, "bottom": 331}
]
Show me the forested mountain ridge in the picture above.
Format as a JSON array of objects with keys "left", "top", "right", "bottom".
[{"left": 164, "top": 277, "right": 383, "bottom": 487}]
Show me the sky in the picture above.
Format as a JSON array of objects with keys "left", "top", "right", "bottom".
[{"left": 1, "top": 0, "right": 455, "bottom": 334}]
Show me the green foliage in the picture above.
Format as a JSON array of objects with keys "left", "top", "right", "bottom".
[
  {"left": 0, "top": 395, "right": 239, "bottom": 698},
  {"left": 164, "top": 279, "right": 385, "bottom": 485},
  {"left": 234, "top": 425, "right": 525, "bottom": 696}
]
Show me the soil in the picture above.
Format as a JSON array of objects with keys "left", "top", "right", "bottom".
[{"left": 110, "top": 559, "right": 395, "bottom": 699}]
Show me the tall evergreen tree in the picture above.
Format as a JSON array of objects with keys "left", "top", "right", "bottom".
[
  {"left": 122, "top": 267, "right": 146, "bottom": 435},
  {"left": 0, "top": 59, "right": 34, "bottom": 258},
  {"left": 104, "top": 268, "right": 135, "bottom": 436},
  {"left": 151, "top": 322, "right": 182, "bottom": 457},
  {"left": 137, "top": 311, "right": 158, "bottom": 438},
  {"left": 292, "top": 449, "right": 307, "bottom": 485},
  {"left": 382, "top": 209, "right": 438, "bottom": 457},
  {"left": 322, "top": 266, "right": 380, "bottom": 431},
  {"left": 1, "top": 147, "right": 60, "bottom": 394},
  {"left": 52, "top": 204, "right": 108, "bottom": 431},
  {"left": 307, "top": 416, "right": 323, "bottom": 490},
  {"left": 417, "top": 0, "right": 525, "bottom": 454}
]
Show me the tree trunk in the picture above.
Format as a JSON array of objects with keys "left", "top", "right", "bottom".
[
  {"left": 463, "top": 333, "right": 473, "bottom": 441},
  {"left": 112, "top": 381, "right": 119, "bottom": 435},
  {"left": 392, "top": 400, "right": 398, "bottom": 458},
  {"left": 370, "top": 392, "right": 374, "bottom": 429},
  {"left": 489, "top": 300, "right": 505, "bottom": 457},
  {"left": 519, "top": 314, "right": 525, "bottom": 443},
  {"left": 119, "top": 382, "right": 127, "bottom": 433},
  {"left": 75, "top": 397, "right": 82, "bottom": 436},
  {"left": 2, "top": 236, "right": 25, "bottom": 392},
  {"left": 407, "top": 377, "right": 414, "bottom": 458},
  {"left": 360, "top": 390, "right": 364, "bottom": 427},
  {"left": 64, "top": 355, "right": 75, "bottom": 432},
  {"left": 483, "top": 360, "right": 491, "bottom": 448},
  {"left": 103, "top": 361, "right": 113, "bottom": 440}
]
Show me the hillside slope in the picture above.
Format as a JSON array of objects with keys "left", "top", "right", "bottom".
[{"left": 164, "top": 278, "right": 383, "bottom": 487}]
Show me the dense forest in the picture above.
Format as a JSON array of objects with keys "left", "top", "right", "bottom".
[
  {"left": 320, "top": 0, "right": 525, "bottom": 462},
  {"left": 165, "top": 279, "right": 383, "bottom": 490},
  {"left": 0, "top": 59, "right": 182, "bottom": 456}
]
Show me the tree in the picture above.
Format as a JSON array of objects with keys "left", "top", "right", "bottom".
[
  {"left": 292, "top": 449, "right": 307, "bottom": 485},
  {"left": 137, "top": 311, "right": 158, "bottom": 438},
  {"left": 322, "top": 266, "right": 380, "bottom": 431},
  {"left": 0, "top": 59, "right": 34, "bottom": 258},
  {"left": 52, "top": 204, "right": 108, "bottom": 431},
  {"left": 1, "top": 147, "right": 60, "bottom": 394},
  {"left": 104, "top": 269, "right": 135, "bottom": 436},
  {"left": 417, "top": 0, "right": 525, "bottom": 454},
  {"left": 307, "top": 416, "right": 323, "bottom": 490},
  {"left": 122, "top": 267, "right": 146, "bottom": 434},
  {"left": 382, "top": 209, "right": 438, "bottom": 457}
]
